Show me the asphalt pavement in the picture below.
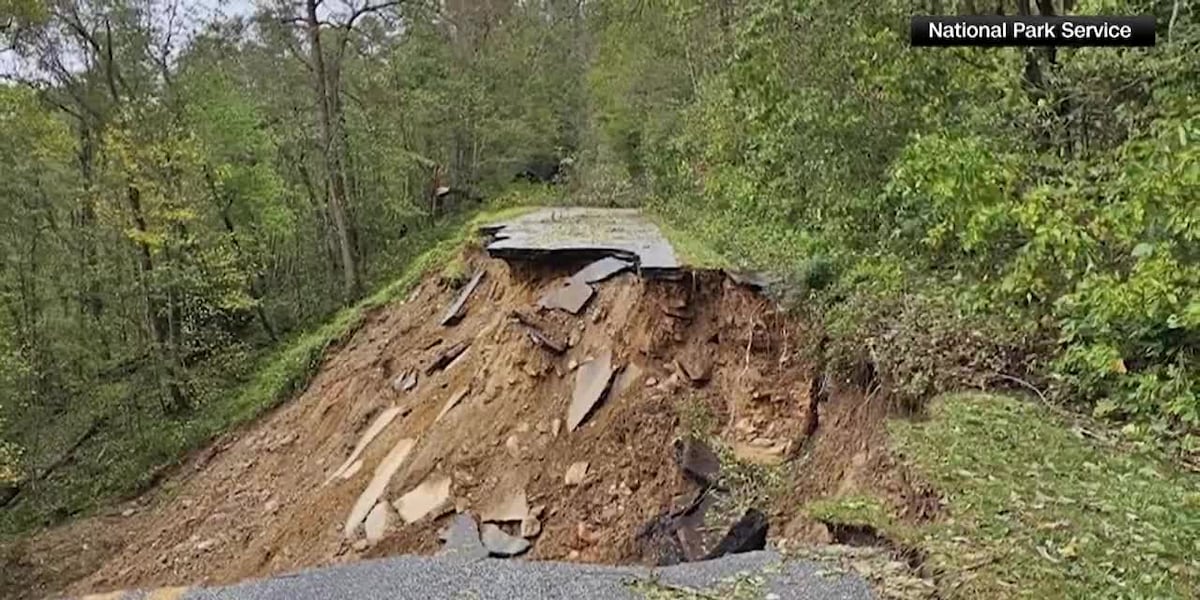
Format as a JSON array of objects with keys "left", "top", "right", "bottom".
[{"left": 105, "top": 550, "right": 871, "bottom": 600}]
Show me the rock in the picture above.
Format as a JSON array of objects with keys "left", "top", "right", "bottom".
[
  {"left": 551, "top": 419, "right": 562, "bottom": 437},
  {"left": 196, "top": 539, "right": 218, "bottom": 552},
  {"left": 505, "top": 435, "right": 521, "bottom": 458},
  {"left": 568, "top": 359, "right": 579, "bottom": 371},
  {"left": 520, "top": 515, "right": 542, "bottom": 538},
  {"left": 121, "top": 508, "right": 135, "bottom": 518},
  {"left": 645, "top": 377, "right": 658, "bottom": 387},
  {"left": 352, "top": 539, "right": 369, "bottom": 552},
  {"left": 364, "top": 501, "right": 394, "bottom": 543},
  {"left": 480, "top": 489, "right": 529, "bottom": 523},
  {"left": 264, "top": 500, "right": 279, "bottom": 514},
  {"left": 481, "top": 523, "right": 531, "bottom": 558},
  {"left": 394, "top": 475, "right": 453, "bottom": 524},
  {"left": 674, "top": 437, "right": 720, "bottom": 487},
  {"left": 703, "top": 508, "right": 769, "bottom": 560},
  {"left": 677, "top": 355, "right": 712, "bottom": 384},
  {"left": 564, "top": 461, "right": 589, "bottom": 486}
]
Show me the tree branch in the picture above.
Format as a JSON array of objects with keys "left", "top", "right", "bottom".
[{"left": 345, "top": 1, "right": 403, "bottom": 30}]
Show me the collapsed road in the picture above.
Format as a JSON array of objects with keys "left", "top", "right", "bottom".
[{"left": 26, "top": 208, "right": 922, "bottom": 600}]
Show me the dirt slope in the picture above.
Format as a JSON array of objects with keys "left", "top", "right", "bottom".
[{"left": 4, "top": 248, "right": 928, "bottom": 599}]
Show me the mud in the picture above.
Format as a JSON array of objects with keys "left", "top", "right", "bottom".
[{"left": 2, "top": 248, "right": 928, "bottom": 599}]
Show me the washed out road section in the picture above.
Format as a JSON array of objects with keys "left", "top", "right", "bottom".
[{"left": 480, "top": 208, "right": 680, "bottom": 276}]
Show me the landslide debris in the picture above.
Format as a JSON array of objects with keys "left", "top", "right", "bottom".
[{"left": 12, "top": 245, "right": 925, "bottom": 600}]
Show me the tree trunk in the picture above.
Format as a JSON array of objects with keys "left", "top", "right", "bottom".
[
  {"left": 305, "top": 0, "right": 361, "bottom": 302},
  {"left": 126, "top": 185, "right": 189, "bottom": 414}
]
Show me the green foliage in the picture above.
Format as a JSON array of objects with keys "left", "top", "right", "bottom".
[
  {"left": 0, "top": 206, "right": 499, "bottom": 534},
  {"left": 0, "top": 0, "right": 589, "bottom": 535},
  {"left": 588, "top": 0, "right": 1200, "bottom": 452},
  {"left": 892, "top": 393, "right": 1200, "bottom": 598}
]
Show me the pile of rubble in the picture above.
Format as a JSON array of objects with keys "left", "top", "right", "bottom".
[{"left": 337, "top": 248, "right": 772, "bottom": 565}]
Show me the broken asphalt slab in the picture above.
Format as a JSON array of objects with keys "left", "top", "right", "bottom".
[
  {"left": 142, "top": 550, "right": 873, "bottom": 600},
  {"left": 426, "top": 341, "right": 470, "bottom": 374},
  {"left": 537, "top": 278, "right": 594, "bottom": 314},
  {"left": 567, "top": 349, "right": 615, "bottom": 432},
  {"left": 440, "top": 270, "right": 486, "bottom": 326},
  {"left": 480, "top": 208, "right": 680, "bottom": 277},
  {"left": 572, "top": 256, "right": 633, "bottom": 284}
]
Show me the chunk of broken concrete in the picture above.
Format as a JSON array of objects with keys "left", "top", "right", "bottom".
[
  {"left": 364, "top": 501, "right": 394, "bottom": 544},
  {"left": 344, "top": 438, "right": 415, "bottom": 537},
  {"left": 480, "top": 489, "right": 529, "bottom": 523},
  {"left": 393, "top": 474, "right": 452, "bottom": 524},
  {"left": 571, "top": 256, "right": 632, "bottom": 284},
  {"left": 440, "top": 270, "right": 486, "bottom": 326},
  {"left": 568, "top": 348, "right": 615, "bottom": 432},
  {"left": 674, "top": 437, "right": 720, "bottom": 487},
  {"left": 481, "top": 523, "right": 531, "bottom": 558},
  {"left": 328, "top": 406, "right": 405, "bottom": 483},
  {"left": 564, "top": 461, "right": 589, "bottom": 486},
  {"left": 436, "top": 387, "right": 471, "bottom": 422},
  {"left": 391, "top": 370, "right": 418, "bottom": 393},
  {"left": 538, "top": 279, "right": 594, "bottom": 315},
  {"left": 438, "top": 513, "right": 488, "bottom": 560},
  {"left": 703, "top": 508, "right": 769, "bottom": 560},
  {"left": 677, "top": 355, "right": 712, "bottom": 384}
]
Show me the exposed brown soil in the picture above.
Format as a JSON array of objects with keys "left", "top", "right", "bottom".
[{"left": 1, "top": 249, "right": 929, "bottom": 599}]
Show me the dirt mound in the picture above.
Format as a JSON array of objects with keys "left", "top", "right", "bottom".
[{"left": 4, "top": 248, "right": 928, "bottom": 599}]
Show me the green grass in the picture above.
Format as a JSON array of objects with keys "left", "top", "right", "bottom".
[
  {"left": 650, "top": 213, "right": 732, "bottom": 270},
  {"left": 0, "top": 204, "right": 533, "bottom": 536},
  {"left": 805, "top": 495, "right": 907, "bottom": 538},
  {"left": 885, "top": 393, "right": 1200, "bottom": 599}
]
